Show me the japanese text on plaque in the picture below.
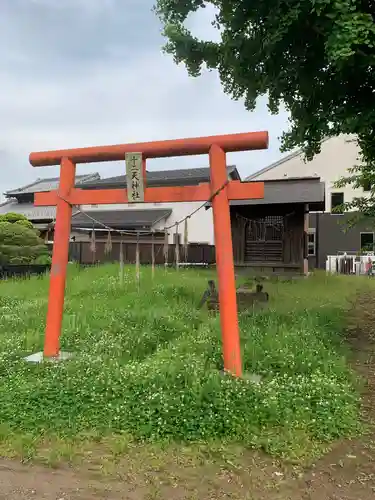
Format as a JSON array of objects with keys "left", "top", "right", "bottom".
[{"left": 125, "top": 152, "right": 144, "bottom": 202}]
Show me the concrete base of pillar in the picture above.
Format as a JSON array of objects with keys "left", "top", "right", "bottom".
[
  {"left": 24, "top": 351, "right": 74, "bottom": 363},
  {"left": 220, "top": 369, "right": 262, "bottom": 384}
]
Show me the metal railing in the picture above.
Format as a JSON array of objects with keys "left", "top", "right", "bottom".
[{"left": 326, "top": 254, "right": 375, "bottom": 275}]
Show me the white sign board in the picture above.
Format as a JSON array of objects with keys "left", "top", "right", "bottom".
[{"left": 125, "top": 152, "right": 144, "bottom": 203}]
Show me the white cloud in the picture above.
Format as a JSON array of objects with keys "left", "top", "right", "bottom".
[{"left": 0, "top": 0, "right": 289, "bottom": 200}]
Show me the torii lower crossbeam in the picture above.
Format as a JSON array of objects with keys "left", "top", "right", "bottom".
[{"left": 30, "top": 131, "right": 268, "bottom": 377}]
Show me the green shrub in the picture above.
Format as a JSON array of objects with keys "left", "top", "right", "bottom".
[
  {"left": 0, "top": 213, "right": 49, "bottom": 265},
  {"left": 33, "top": 254, "right": 52, "bottom": 265}
]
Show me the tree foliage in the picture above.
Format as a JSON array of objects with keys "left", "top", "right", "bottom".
[
  {"left": 155, "top": 0, "right": 375, "bottom": 213},
  {"left": 0, "top": 212, "right": 34, "bottom": 229},
  {"left": 0, "top": 213, "right": 49, "bottom": 265}
]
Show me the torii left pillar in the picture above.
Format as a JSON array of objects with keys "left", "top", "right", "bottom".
[{"left": 29, "top": 131, "right": 268, "bottom": 376}]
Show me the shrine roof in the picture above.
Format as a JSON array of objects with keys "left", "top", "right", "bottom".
[
  {"left": 80, "top": 165, "right": 239, "bottom": 189},
  {"left": 230, "top": 177, "right": 325, "bottom": 210},
  {"left": 71, "top": 208, "right": 172, "bottom": 230},
  {"left": 5, "top": 173, "right": 100, "bottom": 197},
  {"left": 0, "top": 200, "right": 56, "bottom": 220},
  {"left": 204, "top": 177, "right": 325, "bottom": 212}
]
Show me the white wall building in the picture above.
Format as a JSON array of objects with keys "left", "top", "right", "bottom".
[
  {"left": 247, "top": 134, "right": 375, "bottom": 266},
  {"left": 79, "top": 201, "right": 214, "bottom": 244},
  {"left": 247, "top": 134, "right": 365, "bottom": 213}
]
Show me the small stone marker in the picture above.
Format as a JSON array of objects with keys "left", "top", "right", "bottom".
[
  {"left": 198, "top": 280, "right": 269, "bottom": 312},
  {"left": 198, "top": 280, "right": 219, "bottom": 312},
  {"left": 236, "top": 283, "right": 269, "bottom": 311}
]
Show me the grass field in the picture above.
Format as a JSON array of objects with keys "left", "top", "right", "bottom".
[{"left": 0, "top": 264, "right": 370, "bottom": 465}]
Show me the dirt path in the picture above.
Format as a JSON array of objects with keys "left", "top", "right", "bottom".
[{"left": 1, "top": 294, "right": 375, "bottom": 500}]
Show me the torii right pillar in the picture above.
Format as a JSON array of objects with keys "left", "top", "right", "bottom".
[{"left": 209, "top": 144, "right": 242, "bottom": 375}]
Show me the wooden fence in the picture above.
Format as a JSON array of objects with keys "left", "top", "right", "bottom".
[
  {"left": 68, "top": 241, "right": 216, "bottom": 266},
  {"left": 0, "top": 264, "right": 51, "bottom": 279},
  {"left": 0, "top": 243, "right": 215, "bottom": 279}
]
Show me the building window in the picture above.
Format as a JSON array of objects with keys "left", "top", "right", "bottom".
[
  {"left": 331, "top": 192, "right": 344, "bottom": 213},
  {"left": 308, "top": 229, "right": 316, "bottom": 256},
  {"left": 360, "top": 232, "right": 374, "bottom": 253},
  {"left": 362, "top": 180, "right": 372, "bottom": 192}
]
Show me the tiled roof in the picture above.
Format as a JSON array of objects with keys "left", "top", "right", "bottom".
[
  {"left": 5, "top": 173, "right": 100, "bottom": 196},
  {"left": 0, "top": 200, "right": 56, "bottom": 220},
  {"left": 71, "top": 209, "right": 172, "bottom": 230},
  {"left": 81, "top": 166, "right": 239, "bottom": 189}
]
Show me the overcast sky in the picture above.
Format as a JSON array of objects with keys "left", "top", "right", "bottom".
[{"left": 0, "top": 0, "right": 290, "bottom": 199}]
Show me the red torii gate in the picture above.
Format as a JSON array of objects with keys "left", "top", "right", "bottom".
[{"left": 30, "top": 131, "right": 268, "bottom": 377}]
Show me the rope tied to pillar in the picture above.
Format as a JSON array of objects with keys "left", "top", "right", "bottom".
[
  {"left": 52, "top": 178, "right": 231, "bottom": 274},
  {"left": 53, "top": 178, "right": 230, "bottom": 241}
]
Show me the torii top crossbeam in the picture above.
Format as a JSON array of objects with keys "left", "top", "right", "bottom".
[
  {"left": 29, "top": 131, "right": 268, "bottom": 166},
  {"left": 30, "top": 131, "right": 268, "bottom": 377}
]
